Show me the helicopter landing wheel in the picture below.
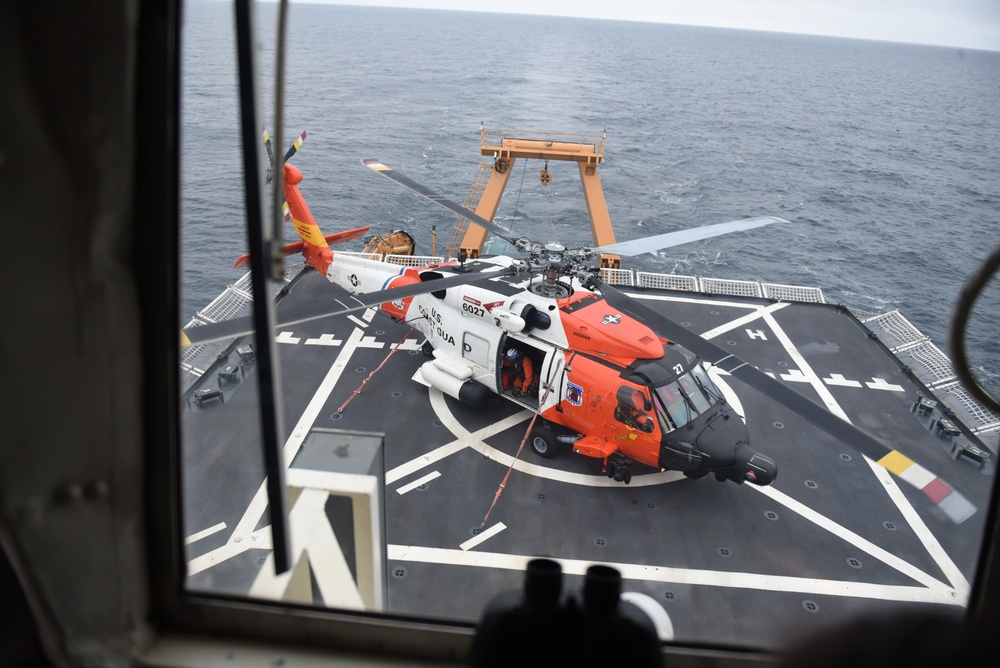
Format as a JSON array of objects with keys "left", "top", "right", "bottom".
[
  {"left": 613, "top": 465, "right": 632, "bottom": 485},
  {"left": 529, "top": 425, "right": 558, "bottom": 459},
  {"left": 608, "top": 453, "right": 632, "bottom": 484}
]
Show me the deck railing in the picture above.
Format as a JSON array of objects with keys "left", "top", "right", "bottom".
[{"left": 179, "top": 259, "right": 999, "bottom": 437}]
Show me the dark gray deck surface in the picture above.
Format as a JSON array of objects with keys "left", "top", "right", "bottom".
[{"left": 181, "top": 267, "right": 994, "bottom": 651}]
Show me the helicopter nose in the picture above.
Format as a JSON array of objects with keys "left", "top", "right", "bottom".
[{"left": 741, "top": 450, "right": 777, "bottom": 486}]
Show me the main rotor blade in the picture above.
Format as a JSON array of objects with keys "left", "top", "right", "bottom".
[
  {"left": 596, "top": 280, "right": 976, "bottom": 524},
  {"left": 181, "top": 264, "right": 518, "bottom": 348},
  {"left": 595, "top": 216, "right": 790, "bottom": 257},
  {"left": 362, "top": 159, "right": 519, "bottom": 246}
]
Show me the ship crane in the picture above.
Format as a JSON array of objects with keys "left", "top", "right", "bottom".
[{"left": 451, "top": 127, "right": 622, "bottom": 268}]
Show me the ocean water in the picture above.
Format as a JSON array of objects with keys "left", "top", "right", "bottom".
[{"left": 180, "top": 1, "right": 1000, "bottom": 396}]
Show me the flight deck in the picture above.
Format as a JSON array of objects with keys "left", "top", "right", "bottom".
[{"left": 180, "top": 265, "right": 997, "bottom": 651}]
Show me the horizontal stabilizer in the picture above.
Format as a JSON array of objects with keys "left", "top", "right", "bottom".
[{"left": 234, "top": 226, "right": 370, "bottom": 268}]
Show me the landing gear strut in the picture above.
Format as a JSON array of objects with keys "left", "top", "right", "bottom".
[{"left": 605, "top": 452, "right": 632, "bottom": 485}]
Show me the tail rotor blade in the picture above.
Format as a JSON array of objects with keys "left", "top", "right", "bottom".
[
  {"left": 262, "top": 127, "right": 275, "bottom": 167},
  {"left": 284, "top": 130, "right": 307, "bottom": 162},
  {"left": 262, "top": 127, "right": 276, "bottom": 184},
  {"left": 263, "top": 129, "right": 306, "bottom": 184}
]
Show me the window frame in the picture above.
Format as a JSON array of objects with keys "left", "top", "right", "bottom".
[{"left": 136, "top": 1, "right": 1000, "bottom": 665}]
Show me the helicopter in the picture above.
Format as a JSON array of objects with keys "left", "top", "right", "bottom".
[{"left": 181, "top": 137, "right": 976, "bottom": 523}]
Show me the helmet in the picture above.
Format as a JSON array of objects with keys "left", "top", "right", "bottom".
[{"left": 506, "top": 348, "right": 520, "bottom": 361}]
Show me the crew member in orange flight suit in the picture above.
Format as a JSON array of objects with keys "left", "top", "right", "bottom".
[{"left": 505, "top": 348, "right": 534, "bottom": 397}]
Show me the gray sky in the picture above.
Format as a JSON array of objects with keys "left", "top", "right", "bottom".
[{"left": 295, "top": 0, "right": 1000, "bottom": 51}]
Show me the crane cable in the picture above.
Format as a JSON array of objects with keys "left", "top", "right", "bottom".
[{"left": 494, "top": 158, "right": 529, "bottom": 256}]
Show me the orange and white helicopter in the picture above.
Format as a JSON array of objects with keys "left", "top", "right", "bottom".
[{"left": 183, "top": 136, "right": 976, "bottom": 522}]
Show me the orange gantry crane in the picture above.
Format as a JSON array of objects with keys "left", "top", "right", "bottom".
[{"left": 447, "top": 127, "right": 621, "bottom": 269}]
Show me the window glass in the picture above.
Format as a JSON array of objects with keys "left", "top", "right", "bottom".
[
  {"left": 177, "top": 0, "right": 997, "bottom": 656},
  {"left": 654, "top": 381, "right": 690, "bottom": 429}
]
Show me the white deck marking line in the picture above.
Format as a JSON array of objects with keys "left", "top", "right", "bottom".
[
  {"left": 347, "top": 315, "right": 369, "bottom": 328},
  {"left": 859, "top": 454, "right": 970, "bottom": 595},
  {"left": 758, "top": 309, "right": 969, "bottom": 594},
  {"left": 700, "top": 302, "right": 791, "bottom": 341},
  {"left": 866, "top": 377, "right": 905, "bottom": 392},
  {"left": 396, "top": 471, "right": 441, "bottom": 495},
  {"left": 460, "top": 522, "right": 507, "bottom": 551},
  {"left": 631, "top": 293, "right": 790, "bottom": 341},
  {"left": 187, "top": 528, "right": 270, "bottom": 577},
  {"left": 386, "top": 545, "right": 962, "bottom": 607},
  {"left": 779, "top": 369, "right": 812, "bottom": 382},
  {"left": 384, "top": 406, "right": 533, "bottom": 485},
  {"left": 825, "top": 373, "right": 862, "bottom": 387},
  {"left": 358, "top": 335, "right": 386, "bottom": 348},
  {"left": 420, "top": 388, "right": 685, "bottom": 488},
  {"left": 305, "top": 334, "right": 342, "bottom": 346},
  {"left": 282, "top": 326, "right": 367, "bottom": 465},
  {"left": 184, "top": 522, "right": 227, "bottom": 545},
  {"left": 395, "top": 338, "right": 423, "bottom": 351},
  {"left": 749, "top": 484, "right": 957, "bottom": 596},
  {"left": 188, "top": 327, "right": 367, "bottom": 575},
  {"left": 632, "top": 294, "right": 967, "bottom": 598}
]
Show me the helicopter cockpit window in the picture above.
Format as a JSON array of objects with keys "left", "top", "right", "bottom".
[
  {"left": 677, "top": 370, "right": 713, "bottom": 414},
  {"left": 614, "top": 385, "right": 655, "bottom": 433},
  {"left": 653, "top": 368, "right": 716, "bottom": 431},
  {"left": 689, "top": 363, "right": 722, "bottom": 403}
]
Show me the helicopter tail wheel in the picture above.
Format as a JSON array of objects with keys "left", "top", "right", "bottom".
[{"left": 529, "top": 426, "right": 558, "bottom": 458}]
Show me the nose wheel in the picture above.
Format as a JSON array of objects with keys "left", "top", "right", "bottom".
[{"left": 605, "top": 452, "right": 632, "bottom": 485}]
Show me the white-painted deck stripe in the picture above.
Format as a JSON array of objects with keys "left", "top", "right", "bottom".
[
  {"left": 184, "top": 521, "right": 227, "bottom": 545},
  {"left": 629, "top": 293, "right": 968, "bottom": 596},
  {"left": 396, "top": 471, "right": 441, "bottom": 495},
  {"left": 460, "top": 522, "right": 507, "bottom": 551},
  {"left": 188, "top": 327, "right": 367, "bottom": 575},
  {"left": 387, "top": 545, "right": 962, "bottom": 606}
]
